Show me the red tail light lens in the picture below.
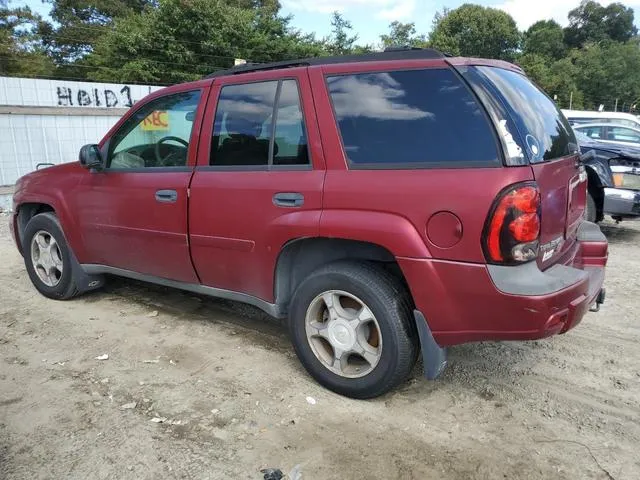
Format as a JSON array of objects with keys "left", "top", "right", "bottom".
[
  {"left": 509, "top": 213, "right": 540, "bottom": 242},
  {"left": 483, "top": 183, "right": 541, "bottom": 264}
]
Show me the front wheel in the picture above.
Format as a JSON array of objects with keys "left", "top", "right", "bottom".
[
  {"left": 22, "top": 212, "right": 81, "bottom": 300},
  {"left": 288, "top": 261, "right": 418, "bottom": 399}
]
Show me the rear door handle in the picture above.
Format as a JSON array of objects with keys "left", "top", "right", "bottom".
[
  {"left": 155, "top": 189, "right": 178, "bottom": 203},
  {"left": 273, "top": 192, "right": 304, "bottom": 208}
]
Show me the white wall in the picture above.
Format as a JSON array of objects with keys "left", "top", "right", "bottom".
[
  {"left": 0, "top": 77, "right": 163, "bottom": 186},
  {"left": 0, "top": 77, "right": 161, "bottom": 108},
  {"left": 0, "top": 114, "right": 122, "bottom": 185}
]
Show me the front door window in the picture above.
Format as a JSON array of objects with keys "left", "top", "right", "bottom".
[{"left": 107, "top": 90, "right": 201, "bottom": 169}]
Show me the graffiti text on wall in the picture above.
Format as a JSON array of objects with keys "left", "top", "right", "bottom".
[{"left": 56, "top": 85, "right": 135, "bottom": 108}]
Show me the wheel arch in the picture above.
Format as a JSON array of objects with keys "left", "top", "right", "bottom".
[
  {"left": 273, "top": 237, "right": 412, "bottom": 315},
  {"left": 14, "top": 188, "right": 85, "bottom": 259},
  {"left": 585, "top": 165, "right": 605, "bottom": 222},
  {"left": 15, "top": 203, "right": 56, "bottom": 254}
]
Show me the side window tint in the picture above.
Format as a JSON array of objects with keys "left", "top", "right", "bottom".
[
  {"left": 210, "top": 81, "right": 276, "bottom": 166},
  {"left": 273, "top": 80, "right": 309, "bottom": 166},
  {"left": 582, "top": 126, "right": 602, "bottom": 139},
  {"left": 610, "top": 127, "right": 640, "bottom": 142},
  {"left": 108, "top": 90, "right": 200, "bottom": 169},
  {"left": 459, "top": 65, "right": 525, "bottom": 165},
  {"left": 327, "top": 68, "right": 498, "bottom": 166},
  {"left": 210, "top": 80, "right": 310, "bottom": 167}
]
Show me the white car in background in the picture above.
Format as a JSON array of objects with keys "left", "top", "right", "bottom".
[
  {"left": 572, "top": 123, "right": 640, "bottom": 146},
  {"left": 562, "top": 109, "right": 640, "bottom": 129}
]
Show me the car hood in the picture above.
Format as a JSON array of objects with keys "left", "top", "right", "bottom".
[
  {"left": 579, "top": 137, "right": 640, "bottom": 161},
  {"left": 15, "top": 161, "right": 85, "bottom": 195},
  {"left": 19, "top": 161, "right": 82, "bottom": 181}
]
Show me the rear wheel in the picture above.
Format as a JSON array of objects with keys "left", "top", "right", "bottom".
[
  {"left": 288, "top": 261, "right": 417, "bottom": 399},
  {"left": 585, "top": 192, "right": 597, "bottom": 223},
  {"left": 22, "top": 213, "right": 81, "bottom": 300}
]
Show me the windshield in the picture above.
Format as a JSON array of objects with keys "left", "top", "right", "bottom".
[{"left": 475, "top": 66, "right": 577, "bottom": 163}]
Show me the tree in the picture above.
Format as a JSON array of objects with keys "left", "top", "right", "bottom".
[
  {"left": 428, "top": 4, "right": 520, "bottom": 60},
  {"left": 86, "top": 0, "right": 325, "bottom": 84},
  {"left": 571, "top": 42, "right": 640, "bottom": 110},
  {"left": 0, "top": 5, "right": 55, "bottom": 76},
  {"left": 518, "top": 53, "right": 584, "bottom": 109},
  {"left": 40, "top": 0, "right": 154, "bottom": 77},
  {"left": 523, "top": 20, "right": 565, "bottom": 60},
  {"left": 325, "top": 11, "right": 358, "bottom": 56},
  {"left": 602, "top": 2, "right": 637, "bottom": 42},
  {"left": 380, "top": 21, "right": 426, "bottom": 48},
  {"left": 564, "top": 1, "right": 636, "bottom": 48}
]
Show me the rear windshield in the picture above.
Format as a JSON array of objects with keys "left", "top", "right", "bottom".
[{"left": 475, "top": 66, "right": 577, "bottom": 163}]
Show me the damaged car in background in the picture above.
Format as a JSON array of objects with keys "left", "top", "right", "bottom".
[{"left": 578, "top": 131, "right": 640, "bottom": 223}]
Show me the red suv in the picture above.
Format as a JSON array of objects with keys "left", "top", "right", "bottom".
[{"left": 10, "top": 49, "right": 608, "bottom": 398}]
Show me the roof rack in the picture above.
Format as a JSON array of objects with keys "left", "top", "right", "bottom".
[{"left": 206, "top": 47, "right": 445, "bottom": 78}]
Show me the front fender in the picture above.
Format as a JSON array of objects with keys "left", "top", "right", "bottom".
[
  {"left": 585, "top": 163, "right": 612, "bottom": 189},
  {"left": 14, "top": 187, "right": 84, "bottom": 260},
  {"left": 319, "top": 210, "right": 431, "bottom": 258}
]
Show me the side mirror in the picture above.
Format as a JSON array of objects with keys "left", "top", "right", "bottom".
[{"left": 79, "top": 144, "right": 103, "bottom": 170}]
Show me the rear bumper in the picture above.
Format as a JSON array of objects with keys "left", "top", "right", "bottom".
[
  {"left": 603, "top": 187, "right": 640, "bottom": 217},
  {"left": 399, "top": 221, "right": 607, "bottom": 347}
]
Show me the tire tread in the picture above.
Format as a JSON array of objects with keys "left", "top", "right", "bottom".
[
  {"left": 289, "top": 260, "right": 418, "bottom": 399},
  {"left": 22, "top": 212, "right": 81, "bottom": 300}
]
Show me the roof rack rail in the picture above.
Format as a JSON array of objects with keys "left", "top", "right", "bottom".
[
  {"left": 206, "top": 48, "right": 445, "bottom": 79},
  {"left": 383, "top": 45, "right": 423, "bottom": 52}
]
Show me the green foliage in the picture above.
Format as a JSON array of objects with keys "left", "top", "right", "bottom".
[
  {"left": 0, "top": 6, "right": 55, "bottom": 76},
  {"left": 380, "top": 21, "right": 427, "bottom": 48},
  {"left": 325, "top": 11, "right": 358, "bottom": 56},
  {"left": 86, "top": 0, "right": 325, "bottom": 83},
  {"left": 523, "top": 20, "right": 566, "bottom": 60},
  {"left": 571, "top": 42, "right": 640, "bottom": 110},
  {"left": 564, "top": 1, "right": 636, "bottom": 48},
  {"left": 428, "top": 4, "right": 520, "bottom": 60},
  {"left": 43, "top": 0, "right": 153, "bottom": 60},
  {"left": 514, "top": 2, "right": 639, "bottom": 111}
]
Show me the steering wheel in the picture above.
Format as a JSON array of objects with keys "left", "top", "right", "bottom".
[{"left": 154, "top": 136, "right": 189, "bottom": 166}]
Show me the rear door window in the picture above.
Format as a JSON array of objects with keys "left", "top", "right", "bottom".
[
  {"left": 474, "top": 67, "right": 577, "bottom": 163},
  {"left": 608, "top": 126, "right": 640, "bottom": 143},
  {"left": 210, "top": 79, "right": 310, "bottom": 168},
  {"left": 578, "top": 125, "right": 604, "bottom": 139},
  {"left": 326, "top": 68, "right": 499, "bottom": 168}
]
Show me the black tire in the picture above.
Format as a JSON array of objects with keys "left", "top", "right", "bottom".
[
  {"left": 585, "top": 192, "right": 597, "bottom": 223},
  {"left": 22, "top": 212, "right": 81, "bottom": 300},
  {"left": 288, "top": 261, "right": 418, "bottom": 399}
]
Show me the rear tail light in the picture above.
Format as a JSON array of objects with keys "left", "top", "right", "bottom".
[{"left": 482, "top": 182, "right": 541, "bottom": 264}]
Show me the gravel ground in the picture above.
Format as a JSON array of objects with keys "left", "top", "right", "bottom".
[{"left": 1, "top": 215, "right": 639, "bottom": 480}]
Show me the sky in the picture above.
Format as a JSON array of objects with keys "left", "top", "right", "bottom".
[{"left": 13, "top": 0, "right": 640, "bottom": 45}]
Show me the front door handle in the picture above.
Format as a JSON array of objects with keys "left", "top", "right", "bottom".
[
  {"left": 273, "top": 192, "right": 304, "bottom": 208},
  {"left": 155, "top": 189, "right": 178, "bottom": 203}
]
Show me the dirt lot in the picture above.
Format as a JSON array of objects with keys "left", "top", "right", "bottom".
[{"left": 1, "top": 215, "right": 639, "bottom": 480}]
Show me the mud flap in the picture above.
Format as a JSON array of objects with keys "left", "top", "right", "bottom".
[
  {"left": 69, "top": 250, "right": 105, "bottom": 294},
  {"left": 414, "top": 310, "right": 447, "bottom": 380}
]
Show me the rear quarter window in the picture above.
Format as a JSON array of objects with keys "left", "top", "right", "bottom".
[
  {"left": 326, "top": 68, "right": 500, "bottom": 168},
  {"left": 475, "top": 66, "right": 577, "bottom": 163}
]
